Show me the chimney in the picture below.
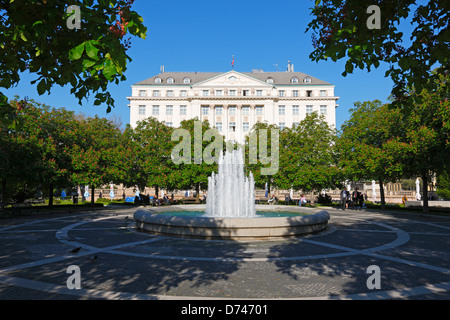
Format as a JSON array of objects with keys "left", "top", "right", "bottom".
[
  {"left": 287, "top": 61, "right": 294, "bottom": 72},
  {"left": 160, "top": 65, "right": 165, "bottom": 73}
]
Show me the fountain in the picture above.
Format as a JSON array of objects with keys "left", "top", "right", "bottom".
[
  {"left": 205, "top": 149, "right": 255, "bottom": 218},
  {"left": 134, "top": 149, "right": 330, "bottom": 240}
]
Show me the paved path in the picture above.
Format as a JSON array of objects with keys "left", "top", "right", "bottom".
[{"left": 0, "top": 206, "right": 449, "bottom": 300}]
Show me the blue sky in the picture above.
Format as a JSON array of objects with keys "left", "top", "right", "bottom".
[{"left": 5, "top": 0, "right": 404, "bottom": 131}]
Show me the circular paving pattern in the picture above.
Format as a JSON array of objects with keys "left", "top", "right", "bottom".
[{"left": 0, "top": 206, "right": 449, "bottom": 300}]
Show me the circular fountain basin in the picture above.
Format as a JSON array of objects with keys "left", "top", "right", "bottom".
[{"left": 133, "top": 204, "right": 330, "bottom": 240}]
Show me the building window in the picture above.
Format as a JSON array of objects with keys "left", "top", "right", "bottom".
[
  {"left": 243, "top": 122, "right": 249, "bottom": 132},
  {"left": 320, "top": 90, "right": 327, "bottom": 97},
  {"left": 165, "top": 122, "right": 173, "bottom": 127},
  {"left": 291, "top": 77, "right": 299, "bottom": 83},
  {"left": 320, "top": 105, "right": 327, "bottom": 115},
  {"left": 278, "top": 105, "right": 285, "bottom": 115},
  {"left": 228, "top": 106, "right": 236, "bottom": 115},
  {"left": 216, "top": 90, "right": 223, "bottom": 96},
  {"left": 292, "top": 90, "right": 299, "bottom": 97},
  {"left": 306, "top": 90, "right": 313, "bottom": 97},
  {"left": 292, "top": 105, "right": 299, "bottom": 115},
  {"left": 242, "top": 106, "right": 250, "bottom": 115},
  {"left": 183, "top": 77, "right": 191, "bottom": 84},
  {"left": 266, "top": 78, "right": 274, "bottom": 84},
  {"left": 202, "top": 106, "right": 209, "bottom": 115},
  {"left": 303, "top": 77, "right": 312, "bottom": 83},
  {"left": 306, "top": 105, "right": 313, "bottom": 114},
  {"left": 180, "top": 90, "right": 187, "bottom": 97},
  {"left": 255, "top": 106, "right": 264, "bottom": 115},
  {"left": 256, "top": 90, "right": 263, "bottom": 96},
  {"left": 229, "top": 122, "right": 236, "bottom": 132},
  {"left": 215, "top": 122, "right": 222, "bottom": 132},
  {"left": 293, "top": 122, "right": 299, "bottom": 127},
  {"left": 138, "top": 105, "right": 146, "bottom": 115},
  {"left": 153, "top": 90, "right": 160, "bottom": 97},
  {"left": 229, "top": 90, "right": 236, "bottom": 96},
  {"left": 215, "top": 106, "right": 223, "bottom": 115},
  {"left": 243, "top": 90, "right": 250, "bottom": 96},
  {"left": 167, "top": 78, "right": 174, "bottom": 84},
  {"left": 279, "top": 122, "right": 285, "bottom": 130},
  {"left": 202, "top": 90, "right": 209, "bottom": 97},
  {"left": 139, "top": 90, "right": 147, "bottom": 97},
  {"left": 180, "top": 105, "right": 187, "bottom": 115},
  {"left": 279, "top": 90, "right": 285, "bottom": 97},
  {"left": 154, "top": 77, "right": 162, "bottom": 84},
  {"left": 167, "top": 90, "right": 173, "bottom": 97},
  {"left": 152, "top": 105, "right": 159, "bottom": 115},
  {"left": 166, "top": 105, "right": 173, "bottom": 115}
]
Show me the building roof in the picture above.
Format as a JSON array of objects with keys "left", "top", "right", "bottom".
[{"left": 133, "top": 71, "right": 331, "bottom": 86}]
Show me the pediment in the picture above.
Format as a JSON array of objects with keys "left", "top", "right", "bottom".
[{"left": 193, "top": 71, "right": 272, "bottom": 88}]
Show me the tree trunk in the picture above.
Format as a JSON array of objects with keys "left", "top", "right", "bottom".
[
  {"left": 195, "top": 182, "right": 200, "bottom": 204},
  {"left": 422, "top": 172, "right": 429, "bottom": 213},
  {"left": 91, "top": 186, "right": 95, "bottom": 204},
  {"left": 379, "top": 179, "right": 385, "bottom": 210},
  {"left": 1, "top": 179, "right": 6, "bottom": 210},
  {"left": 155, "top": 185, "right": 159, "bottom": 198},
  {"left": 48, "top": 182, "right": 54, "bottom": 207}
]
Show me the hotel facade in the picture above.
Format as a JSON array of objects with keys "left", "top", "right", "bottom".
[{"left": 128, "top": 67, "right": 339, "bottom": 143}]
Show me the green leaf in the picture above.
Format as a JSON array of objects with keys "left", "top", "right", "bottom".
[
  {"left": 82, "top": 59, "right": 96, "bottom": 68},
  {"left": 69, "top": 43, "right": 85, "bottom": 61},
  {"left": 345, "top": 61, "right": 354, "bottom": 74},
  {"left": 85, "top": 41, "right": 100, "bottom": 60},
  {"left": 102, "top": 59, "right": 117, "bottom": 80},
  {"left": 37, "top": 79, "right": 46, "bottom": 95},
  {"left": 20, "top": 32, "right": 27, "bottom": 42}
]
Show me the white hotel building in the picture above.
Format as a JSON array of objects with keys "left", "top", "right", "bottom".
[{"left": 128, "top": 66, "right": 338, "bottom": 143}]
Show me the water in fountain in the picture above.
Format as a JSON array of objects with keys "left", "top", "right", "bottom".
[{"left": 205, "top": 148, "right": 256, "bottom": 218}]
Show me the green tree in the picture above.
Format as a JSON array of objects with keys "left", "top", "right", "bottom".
[
  {"left": 70, "top": 115, "right": 124, "bottom": 203},
  {"left": 436, "top": 168, "right": 450, "bottom": 200},
  {"left": 278, "top": 112, "right": 341, "bottom": 200},
  {"left": 0, "top": 0, "right": 147, "bottom": 122},
  {"left": 398, "top": 72, "right": 450, "bottom": 212},
  {"left": 338, "top": 100, "right": 405, "bottom": 209},
  {"left": 307, "top": 0, "right": 448, "bottom": 108},
  {"left": 244, "top": 121, "right": 280, "bottom": 196},
  {"left": 171, "top": 118, "right": 222, "bottom": 202},
  {"left": 0, "top": 98, "right": 43, "bottom": 207},
  {"left": 123, "top": 117, "right": 176, "bottom": 198},
  {"left": 37, "top": 103, "right": 81, "bottom": 206},
  {"left": 0, "top": 98, "right": 80, "bottom": 207}
]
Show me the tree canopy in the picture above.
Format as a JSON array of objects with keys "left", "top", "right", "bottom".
[
  {"left": 278, "top": 112, "right": 341, "bottom": 194},
  {"left": 0, "top": 0, "right": 147, "bottom": 120},
  {"left": 307, "top": 0, "right": 449, "bottom": 108},
  {"left": 338, "top": 100, "right": 405, "bottom": 208}
]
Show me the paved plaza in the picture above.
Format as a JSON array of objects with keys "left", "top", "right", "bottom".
[{"left": 0, "top": 205, "right": 449, "bottom": 300}]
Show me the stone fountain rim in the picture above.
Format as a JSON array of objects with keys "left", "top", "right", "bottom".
[{"left": 133, "top": 204, "right": 330, "bottom": 240}]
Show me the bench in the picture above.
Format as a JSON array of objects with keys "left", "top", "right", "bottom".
[
  {"left": 12, "top": 202, "right": 32, "bottom": 208},
  {"left": 182, "top": 198, "right": 199, "bottom": 204}
]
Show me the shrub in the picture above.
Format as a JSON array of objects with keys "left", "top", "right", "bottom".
[{"left": 317, "top": 193, "right": 332, "bottom": 205}]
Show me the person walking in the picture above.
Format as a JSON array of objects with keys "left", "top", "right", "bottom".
[
  {"left": 351, "top": 188, "right": 360, "bottom": 209},
  {"left": 340, "top": 188, "right": 347, "bottom": 210}
]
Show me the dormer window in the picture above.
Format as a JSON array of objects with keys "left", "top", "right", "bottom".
[
  {"left": 183, "top": 77, "right": 191, "bottom": 84},
  {"left": 291, "top": 77, "right": 299, "bottom": 83},
  {"left": 303, "top": 77, "right": 312, "bottom": 83},
  {"left": 266, "top": 77, "right": 274, "bottom": 84},
  {"left": 154, "top": 77, "right": 162, "bottom": 84},
  {"left": 167, "top": 78, "right": 174, "bottom": 84}
]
